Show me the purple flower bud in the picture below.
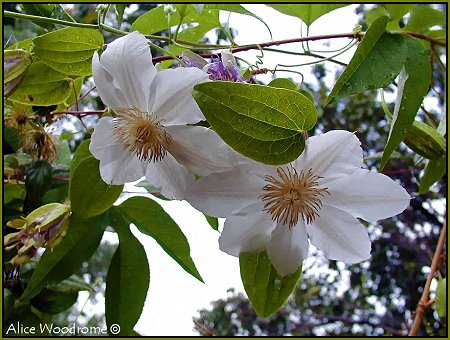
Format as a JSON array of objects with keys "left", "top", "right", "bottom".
[{"left": 204, "top": 57, "right": 245, "bottom": 82}]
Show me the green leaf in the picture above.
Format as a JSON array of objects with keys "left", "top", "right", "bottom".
[
  {"left": 115, "top": 4, "right": 126, "bottom": 26},
  {"left": 69, "top": 139, "right": 92, "bottom": 177},
  {"left": 55, "top": 275, "right": 92, "bottom": 293},
  {"left": 24, "top": 160, "right": 53, "bottom": 213},
  {"left": 268, "top": 79, "right": 315, "bottom": 103},
  {"left": 4, "top": 289, "right": 14, "bottom": 321},
  {"left": 9, "top": 61, "right": 71, "bottom": 106},
  {"left": 33, "top": 27, "right": 104, "bottom": 76},
  {"left": 3, "top": 127, "right": 22, "bottom": 152},
  {"left": 30, "top": 288, "right": 78, "bottom": 314},
  {"left": 131, "top": 5, "right": 195, "bottom": 34},
  {"left": 365, "top": 7, "right": 387, "bottom": 27},
  {"left": 204, "top": 214, "right": 219, "bottom": 231},
  {"left": 325, "top": 17, "right": 408, "bottom": 106},
  {"left": 418, "top": 156, "right": 446, "bottom": 194},
  {"left": 4, "top": 183, "right": 26, "bottom": 205},
  {"left": 135, "top": 179, "right": 169, "bottom": 200},
  {"left": 21, "top": 4, "right": 54, "bottom": 16},
  {"left": 405, "top": 5, "right": 446, "bottom": 33},
  {"left": 50, "top": 4, "right": 76, "bottom": 22},
  {"left": 70, "top": 156, "right": 123, "bottom": 219},
  {"left": 133, "top": 5, "right": 220, "bottom": 55},
  {"left": 268, "top": 78, "right": 298, "bottom": 91},
  {"left": 382, "top": 4, "right": 416, "bottom": 21},
  {"left": 19, "top": 4, "right": 55, "bottom": 29},
  {"left": 20, "top": 215, "right": 106, "bottom": 301},
  {"left": 267, "top": 4, "right": 347, "bottom": 26},
  {"left": 168, "top": 21, "right": 217, "bottom": 55},
  {"left": 43, "top": 185, "right": 69, "bottom": 204},
  {"left": 205, "top": 4, "right": 272, "bottom": 39},
  {"left": 380, "top": 37, "right": 431, "bottom": 170},
  {"left": 55, "top": 140, "right": 71, "bottom": 165},
  {"left": 436, "top": 278, "right": 447, "bottom": 320},
  {"left": 106, "top": 209, "right": 150, "bottom": 336},
  {"left": 116, "top": 196, "right": 203, "bottom": 282},
  {"left": 31, "top": 274, "right": 92, "bottom": 313},
  {"left": 240, "top": 251, "right": 302, "bottom": 317},
  {"left": 4, "top": 307, "right": 42, "bottom": 334},
  {"left": 193, "top": 82, "right": 317, "bottom": 165}
]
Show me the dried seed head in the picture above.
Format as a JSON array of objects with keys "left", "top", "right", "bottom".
[{"left": 21, "top": 127, "right": 57, "bottom": 162}]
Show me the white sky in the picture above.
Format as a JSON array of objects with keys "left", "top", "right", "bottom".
[{"left": 126, "top": 4, "right": 361, "bottom": 336}]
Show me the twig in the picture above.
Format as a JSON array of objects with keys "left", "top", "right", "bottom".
[
  {"left": 408, "top": 221, "right": 447, "bottom": 336},
  {"left": 52, "top": 177, "right": 70, "bottom": 182},
  {"left": 382, "top": 168, "right": 418, "bottom": 176}
]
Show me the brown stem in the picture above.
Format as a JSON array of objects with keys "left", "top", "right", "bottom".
[
  {"left": 408, "top": 221, "right": 447, "bottom": 336},
  {"left": 70, "top": 79, "right": 80, "bottom": 112},
  {"left": 401, "top": 31, "right": 446, "bottom": 47},
  {"left": 152, "top": 32, "right": 359, "bottom": 63},
  {"left": 52, "top": 177, "right": 70, "bottom": 182},
  {"left": 382, "top": 168, "right": 418, "bottom": 175}
]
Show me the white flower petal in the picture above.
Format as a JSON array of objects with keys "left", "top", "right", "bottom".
[
  {"left": 219, "top": 202, "right": 275, "bottom": 256},
  {"left": 90, "top": 116, "right": 147, "bottom": 184},
  {"left": 185, "top": 163, "right": 271, "bottom": 217},
  {"left": 149, "top": 67, "right": 209, "bottom": 125},
  {"left": 296, "top": 130, "right": 363, "bottom": 181},
  {"left": 89, "top": 116, "right": 117, "bottom": 158},
  {"left": 165, "top": 125, "right": 239, "bottom": 176},
  {"left": 307, "top": 204, "right": 371, "bottom": 263},
  {"left": 322, "top": 168, "right": 411, "bottom": 222},
  {"left": 145, "top": 153, "right": 195, "bottom": 200},
  {"left": 92, "top": 31, "right": 155, "bottom": 111},
  {"left": 267, "top": 220, "right": 309, "bottom": 276}
]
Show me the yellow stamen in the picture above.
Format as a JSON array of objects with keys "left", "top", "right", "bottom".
[
  {"left": 260, "top": 166, "right": 329, "bottom": 228},
  {"left": 113, "top": 107, "right": 172, "bottom": 162}
]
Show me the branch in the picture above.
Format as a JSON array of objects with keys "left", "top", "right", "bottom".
[
  {"left": 408, "top": 221, "right": 447, "bottom": 336},
  {"left": 151, "top": 32, "right": 359, "bottom": 63}
]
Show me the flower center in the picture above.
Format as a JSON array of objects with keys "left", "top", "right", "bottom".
[
  {"left": 260, "top": 166, "right": 329, "bottom": 228},
  {"left": 113, "top": 107, "right": 172, "bottom": 162}
]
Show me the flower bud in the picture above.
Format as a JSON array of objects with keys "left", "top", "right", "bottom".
[
  {"left": 164, "top": 4, "right": 176, "bottom": 15},
  {"left": 3, "top": 49, "right": 32, "bottom": 96},
  {"left": 404, "top": 121, "right": 446, "bottom": 160},
  {"left": 4, "top": 203, "right": 71, "bottom": 266},
  {"left": 24, "top": 203, "right": 71, "bottom": 248}
]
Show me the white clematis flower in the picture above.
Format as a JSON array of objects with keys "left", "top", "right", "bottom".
[
  {"left": 89, "top": 31, "right": 238, "bottom": 198},
  {"left": 186, "top": 130, "right": 411, "bottom": 276}
]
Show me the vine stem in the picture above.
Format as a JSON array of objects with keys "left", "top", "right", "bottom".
[
  {"left": 152, "top": 32, "right": 360, "bottom": 63},
  {"left": 408, "top": 221, "right": 447, "bottom": 336}
]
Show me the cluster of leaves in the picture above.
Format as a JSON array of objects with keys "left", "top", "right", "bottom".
[{"left": 3, "top": 3, "right": 446, "bottom": 336}]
